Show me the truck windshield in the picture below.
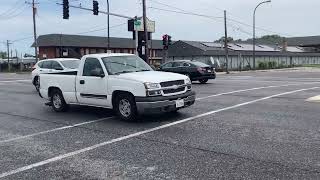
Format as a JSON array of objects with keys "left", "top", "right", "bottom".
[{"left": 102, "top": 55, "right": 153, "bottom": 75}]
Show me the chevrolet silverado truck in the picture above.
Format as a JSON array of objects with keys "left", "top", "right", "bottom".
[{"left": 39, "top": 53, "right": 196, "bottom": 121}]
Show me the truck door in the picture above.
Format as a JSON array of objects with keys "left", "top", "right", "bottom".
[{"left": 76, "top": 57, "right": 109, "bottom": 107}]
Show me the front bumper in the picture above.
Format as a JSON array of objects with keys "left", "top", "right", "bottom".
[
  {"left": 191, "top": 74, "right": 216, "bottom": 81},
  {"left": 135, "top": 91, "right": 196, "bottom": 114}
]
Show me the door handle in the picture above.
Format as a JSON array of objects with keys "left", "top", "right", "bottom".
[
  {"left": 80, "top": 80, "right": 85, "bottom": 84},
  {"left": 39, "top": 70, "right": 43, "bottom": 72}
]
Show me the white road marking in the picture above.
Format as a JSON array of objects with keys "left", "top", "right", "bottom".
[
  {"left": 0, "top": 87, "right": 318, "bottom": 178},
  {"left": 196, "top": 82, "right": 320, "bottom": 101},
  {"left": 0, "top": 80, "right": 29, "bottom": 83},
  {"left": 0, "top": 117, "right": 113, "bottom": 144},
  {"left": 306, "top": 95, "right": 320, "bottom": 102}
]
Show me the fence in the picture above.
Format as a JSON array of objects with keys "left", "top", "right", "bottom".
[{"left": 169, "top": 54, "right": 320, "bottom": 71}]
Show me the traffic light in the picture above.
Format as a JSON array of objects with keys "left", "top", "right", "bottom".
[
  {"left": 162, "top": 35, "right": 168, "bottom": 46},
  {"left": 168, "top": 35, "right": 172, "bottom": 45},
  {"left": 63, "top": 0, "right": 69, "bottom": 19},
  {"left": 93, "top": 0, "right": 99, "bottom": 15}
]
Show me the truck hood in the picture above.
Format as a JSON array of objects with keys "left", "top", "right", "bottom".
[{"left": 117, "top": 71, "right": 188, "bottom": 83}]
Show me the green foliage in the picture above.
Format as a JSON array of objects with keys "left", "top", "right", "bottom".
[
  {"left": 258, "top": 61, "right": 279, "bottom": 69},
  {"left": 215, "top": 36, "right": 234, "bottom": 43},
  {"left": 0, "top": 51, "right": 7, "bottom": 59}
]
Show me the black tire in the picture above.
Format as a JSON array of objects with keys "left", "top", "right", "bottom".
[
  {"left": 51, "top": 89, "right": 68, "bottom": 112},
  {"left": 34, "top": 76, "right": 40, "bottom": 92},
  {"left": 115, "top": 93, "right": 138, "bottom": 121},
  {"left": 199, "top": 79, "right": 208, "bottom": 84}
]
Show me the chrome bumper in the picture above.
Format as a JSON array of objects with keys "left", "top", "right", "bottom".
[{"left": 135, "top": 91, "right": 196, "bottom": 114}]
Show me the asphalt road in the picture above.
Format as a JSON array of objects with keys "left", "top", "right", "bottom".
[{"left": 0, "top": 69, "right": 320, "bottom": 179}]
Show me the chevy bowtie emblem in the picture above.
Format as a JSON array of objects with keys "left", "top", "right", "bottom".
[{"left": 172, "top": 85, "right": 179, "bottom": 89}]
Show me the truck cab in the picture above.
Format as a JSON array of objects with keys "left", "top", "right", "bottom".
[{"left": 39, "top": 53, "right": 196, "bottom": 121}]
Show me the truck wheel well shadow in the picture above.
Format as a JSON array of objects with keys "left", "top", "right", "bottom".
[
  {"left": 112, "top": 91, "right": 135, "bottom": 108},
  {"left": 48, "top": 87, "right": 62, "bottom": 98}
]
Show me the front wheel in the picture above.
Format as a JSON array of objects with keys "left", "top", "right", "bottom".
[
  {"left": 199, "top": 79, "right": 208, "bottom": 84},
  {"left": 115, "top": 94, "right": 138, "bottom": 121},
  {"left": 51, "top": 89, "right": 68, "bottom": 112}
]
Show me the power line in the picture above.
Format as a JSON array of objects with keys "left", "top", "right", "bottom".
[
  {"left": 0, "top": 4, "right": 28, "bottom": 20},
  {"left": 148, "top": 7, "right": 223, "bottom": 21},
  {"left": 149, "top": 0, "right": 294, "bottom": 37},
  {"left": 0, "top": 0, "right": 25, "bottom": 17},
  {"left": 76, "top": 22, "right": 127, "bottom": 35}
]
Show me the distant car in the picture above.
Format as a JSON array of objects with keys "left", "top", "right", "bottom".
[
  {"left": 32, "top": 58, "right": 80, "bottom": 91},
  {"left": 159, "top": 60, "right": 216, "bottom": 84}
]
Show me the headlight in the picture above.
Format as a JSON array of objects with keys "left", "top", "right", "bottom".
[
  {"left": 147, "top": 90, "right": 162, "bottom": 96},
  {"left": 185, "top": 78, "right": 192, "bottom": 85},
  {"left": 144, "top": 82, "right": 161, "bottom": 89}
]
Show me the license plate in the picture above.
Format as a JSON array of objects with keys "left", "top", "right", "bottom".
[
  {"left": 207, "top": 70, "right": 212, "bottom": 72},
  {"left": 176, "top": 99, "right": 184, "bottom": 108}
]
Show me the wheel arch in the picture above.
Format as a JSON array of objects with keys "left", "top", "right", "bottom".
[{"left": 112, "top": 90, "right": 135, "bottom": 109}]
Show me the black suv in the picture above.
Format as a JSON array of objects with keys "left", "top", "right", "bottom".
[{"left": 159, "top": 60, "right": 216, "bottom": 84}]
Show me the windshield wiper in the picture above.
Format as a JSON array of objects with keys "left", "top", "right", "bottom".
[
  {"left": 114, "top": 70, "right": 135, "bottom": 75},
  {"left": 136, "top": 69, "right": 151, "bottom": 72}
]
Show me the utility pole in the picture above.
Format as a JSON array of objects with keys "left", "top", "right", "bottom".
[
  {"left": 7, "top": 40, "right": 11, "bottom": 72},
  {"left": 142, "top": 0, "right": 149, "bottom": 64},
  {"left": 224, "top": 10, "right": 229, "bottom": 74},
  {"left": 32, "top": 0, "right": 39, "bottom": 62},
  {"left": 106, "top": 0, "right": 110, "bottom": 51}
]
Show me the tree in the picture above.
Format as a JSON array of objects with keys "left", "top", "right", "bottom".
[
  {"left": 0, "top": 52, "right": 7, "bottom": 59},
  {"left": 215, "top": 36, "right": 234, "bottom": 43}
]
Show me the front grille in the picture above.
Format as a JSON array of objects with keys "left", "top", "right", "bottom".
[
  {"left": 160, "top": 80, "right": 184, "bottom": 87},
  {"left": 163, "top": 87, "right": 185, "bottom": 94}
]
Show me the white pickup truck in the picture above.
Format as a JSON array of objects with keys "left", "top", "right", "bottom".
[{"left": 39, "top": 53, "right": 196, "bottom": 121}]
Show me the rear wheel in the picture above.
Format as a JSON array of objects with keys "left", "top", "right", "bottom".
[
  {"left": 34, "top": 76, "right": 40, "bottom": 92},
  {"left": 51, "top": 89, "right": 68, "bottom": 112},
  {"left": 115, "top": 93, "right": 138, "bottom": 121},
  {"left": 199, "top": 79, "right": 208, "bottom": 84}
]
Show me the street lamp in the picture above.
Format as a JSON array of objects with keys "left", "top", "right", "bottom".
[
  {"left": 253, "top": 0, "right": 271, "bottom": 70},
  {"left": 107, "top": 0, "right": 110, "bottom": 51}
]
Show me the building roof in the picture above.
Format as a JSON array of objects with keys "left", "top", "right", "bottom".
[
  {"left": 33, "top": 34, "right": 163, "bottom": 49},
  {"left": 286, "top": 36, "right": 320, "bottom": 46},
  {"left": 168, "top": 40, "right": 320, "bottom": 57}
]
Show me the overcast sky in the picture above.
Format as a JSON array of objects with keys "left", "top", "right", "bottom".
[{"left": 0, "top": 0, "right": 319, "bottom": 55}]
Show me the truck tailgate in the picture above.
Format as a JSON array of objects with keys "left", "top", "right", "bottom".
[{"left": 39, "top": 72, "right": 77, "bottom": 103}]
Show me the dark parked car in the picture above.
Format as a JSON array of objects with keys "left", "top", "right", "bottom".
[
  {"left": 159, "top": 60, "right": 216, "bottom": 84},
  {"left": 195, "top": 57, "right": 222, "bottom": 72}
]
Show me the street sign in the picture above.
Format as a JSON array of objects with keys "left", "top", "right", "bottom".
[
  {"left": 134, "top": 20, "right": 141, "bottom": 26},
  {"left": 128, "top": 18, "right": 155, "bottom": 33}
]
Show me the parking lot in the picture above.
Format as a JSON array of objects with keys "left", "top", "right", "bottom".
[{"left": 0, "top": 69, "right": 320, "bottom": 179}]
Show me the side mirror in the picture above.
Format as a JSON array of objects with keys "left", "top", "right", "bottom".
[{"left": 91, "top": 69, "right": 105, "bottom": 78}]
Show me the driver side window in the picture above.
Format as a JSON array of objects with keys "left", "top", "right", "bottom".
[{"left": 83, "top": 58, "right": 104, "bottom": 76}]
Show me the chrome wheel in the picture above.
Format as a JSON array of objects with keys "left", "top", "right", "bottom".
[
  {"left": 119, "top": 99, "right": 131, "bottom": 117},
  {"left": 52, "top": 94, "right": 62, "bottom": 109}
]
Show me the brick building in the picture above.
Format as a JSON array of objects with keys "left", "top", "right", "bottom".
[{"left": 33, "top": 34, "right": 164, "bottom": 65}]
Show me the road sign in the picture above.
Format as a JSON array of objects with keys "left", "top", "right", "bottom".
[
  {"left": 134, "top": 20, "right": 141, "bottom": 26},
  {"left": 128, "top": 18, "right": 155, "bottom": 33}
]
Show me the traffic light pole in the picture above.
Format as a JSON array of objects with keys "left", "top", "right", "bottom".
[{"left": 142, "top": 0, "right": 149, "bottom": 64}]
